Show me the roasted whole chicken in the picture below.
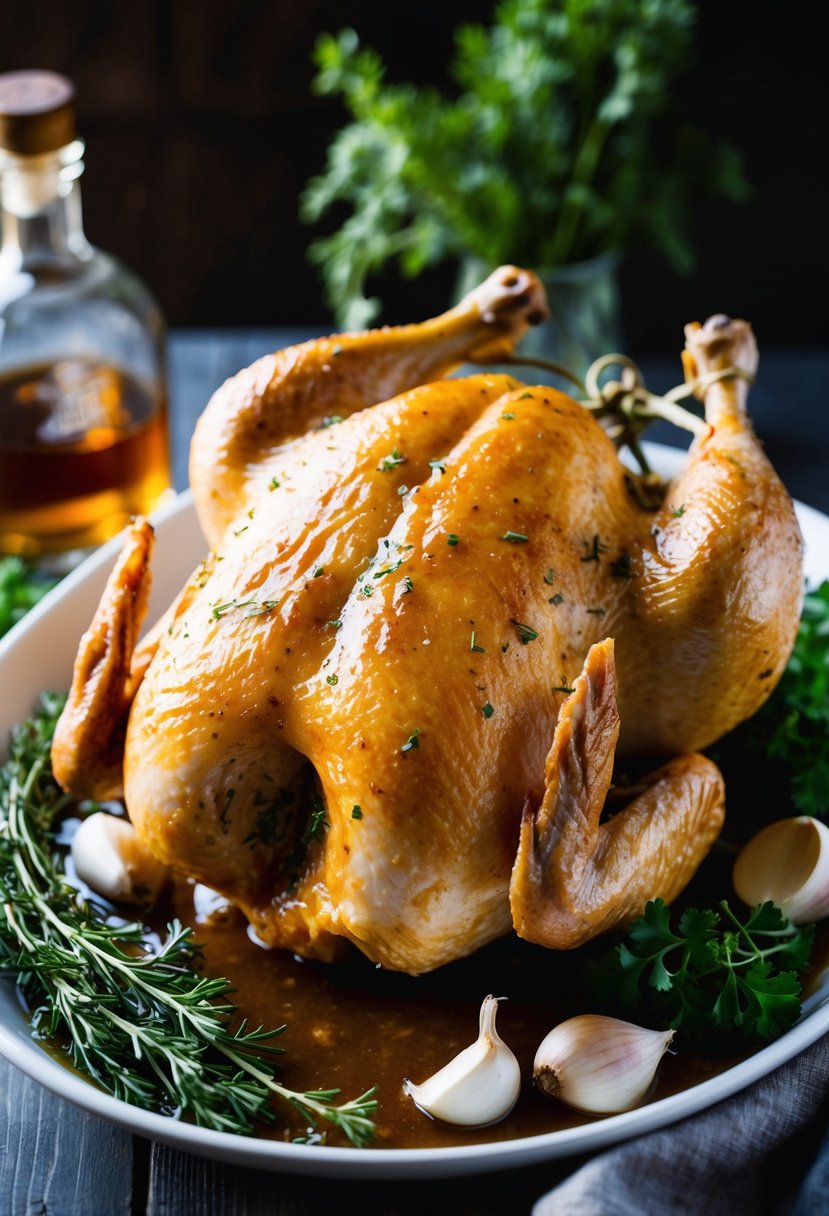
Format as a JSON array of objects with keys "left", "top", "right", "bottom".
[{"left": 52, "top": 267, "right": 803, "bottom": 974}]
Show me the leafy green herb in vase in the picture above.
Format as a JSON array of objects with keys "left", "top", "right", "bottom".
[{"left": 302, "top": 0, "right": 748, "bottom": 329}]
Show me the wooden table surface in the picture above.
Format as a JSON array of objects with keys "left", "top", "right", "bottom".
[{"left": 2, "top": 329, "right": 828, "bottom": 1216}]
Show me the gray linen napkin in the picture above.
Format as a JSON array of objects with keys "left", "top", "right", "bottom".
[{"left": 533, "top": 1033, "right": 829, "bottom": 1216}]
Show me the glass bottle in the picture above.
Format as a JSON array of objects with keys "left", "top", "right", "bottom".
[{"left": 0, "top": 70, "right": 171, "bottom": 570}]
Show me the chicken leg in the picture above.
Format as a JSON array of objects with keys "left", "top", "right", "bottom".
[
  {"left": 614, "top": 315, "right": 803, "bottom": 754},
  {"left": 190, "top": 265, "right": 549, "bottom": 546}
]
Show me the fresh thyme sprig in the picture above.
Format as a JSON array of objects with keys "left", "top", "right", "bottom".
[{"left": 0, "top": 694, "right": 377, "bottom": 1146}]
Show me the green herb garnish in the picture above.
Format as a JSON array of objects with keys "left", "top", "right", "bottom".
[
  {"left": 0, "top": 559, "right": 57, "bottom": 639},
  {"left": 510, "top": 619, "right": 538, "bottom": 645},
  {"left": 374, "top": 558, "right": 406, "bottom": 579},
  {"left": 0, "top": 695, "right": 376, "bottom": 1144},
  {"left": 584, "top": 898, "right": 814, "bottom": 1048},
  {"left": 401, "top": 728, "right": 420, "bottom": 753},
  {"left": 481, "top": 702, "right": 494, "bottom": 719},
  {"left": 447, "top": 533, "right": 460, "bottom": 547},
  {"left": 212, "top": 598, "right": 277, "bottom": 620},
  {"left": 242, "top": 787, "right": 296, "bottom": 847},
  {"left": 378, "top": 448, "right": 406, "bottom": 472},
  {"left": 211, "top": 598, "right": 257, "bottom": 620},
  {"left": 303, "top": 800, "right": 330, "bottom": 843},
  {"left": 502, "top": 531, "right": 529, "bottom": 544},
  {"left": 245, "top": 600, "right": 279, "bottom": 618}
]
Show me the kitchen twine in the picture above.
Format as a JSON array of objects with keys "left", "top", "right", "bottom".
[{"left": 501, "top": 351, "right": 755, "bottom": 482}]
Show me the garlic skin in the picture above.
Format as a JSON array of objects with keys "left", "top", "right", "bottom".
[
  {"left": 403, "top": 995, "right": 521, "bottom": 1127},
  {"left": 533, "top": 1015, "right": 673, "bottom": 1115},
  {"left": 733, "top": 816, "right": 829, "bottom": 925},
  {"left": 71, "top": 812, "right": 169, "bottom": 906}
]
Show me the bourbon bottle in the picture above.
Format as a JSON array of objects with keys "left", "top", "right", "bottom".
[{"left": 0, "top": 70, "right": 170, "bottom": 569}]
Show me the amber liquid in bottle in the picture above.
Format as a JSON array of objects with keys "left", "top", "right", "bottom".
[{"left": 0, "top": 358, "right": 170, "bottom": 559}]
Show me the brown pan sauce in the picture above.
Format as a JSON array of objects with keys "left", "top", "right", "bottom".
[
  {"left": 162, "top": 873, "right": 756, "bottom": 1149},
  {"left": 41, "top": 815, "right": 827, "bottom": 1150}
]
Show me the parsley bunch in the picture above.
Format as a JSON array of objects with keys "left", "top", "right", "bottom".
[
  {"left": 585, "top": 898, "right": 814, "bottom": 1049},
  {"left": 0, "top": 694, "right": 377, "bottom": 1145},
  {"left": 302, "top": 0, "right": 747, "bottom": 327},
  {"left": 0, "top": 558, "right": 57, "bottom": 639}
]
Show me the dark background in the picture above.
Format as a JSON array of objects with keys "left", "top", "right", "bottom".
[{"left": 2, "top": 0, "right": 826, "bottom": 356}]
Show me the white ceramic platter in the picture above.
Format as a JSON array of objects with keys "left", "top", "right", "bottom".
[{"left": 1, "top": 445, "right": 828, "bottom": 1180}]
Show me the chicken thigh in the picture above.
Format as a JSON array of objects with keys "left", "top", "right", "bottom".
[{"left": 53, "top": 270, "right": 803, "bottom": 973}]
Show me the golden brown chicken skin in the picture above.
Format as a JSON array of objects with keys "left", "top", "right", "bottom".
[{"left": 52, "top": 272, "right": 803, "bottom": 973}]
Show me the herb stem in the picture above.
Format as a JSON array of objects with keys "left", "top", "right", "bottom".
[{"left": 548, "top": 115, "right": 612, "bottom": 264}]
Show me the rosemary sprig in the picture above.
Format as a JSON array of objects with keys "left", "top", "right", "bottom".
[{"left": 0, "top": 694, "right": 377, "bottom": 1146}]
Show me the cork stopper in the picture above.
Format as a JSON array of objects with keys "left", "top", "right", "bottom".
[{"left": 0, "top": 70, "right": 75, "bottom": 155}]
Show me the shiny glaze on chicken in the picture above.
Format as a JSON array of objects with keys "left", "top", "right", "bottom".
[{"left": 52, "top": 268, "right": 803, "bottom": 973}]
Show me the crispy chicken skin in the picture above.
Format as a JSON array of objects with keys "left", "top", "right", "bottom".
[{"left": 52, "top": 273, "right": 803, "bottom": 973}]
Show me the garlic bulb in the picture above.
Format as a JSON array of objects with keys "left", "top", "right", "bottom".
[
  {"left": 71, "top": 812, "right": 169, "bottom": 906},
  {"left": 733, "top": 815, "right": 829, "bottom": 924},
  {"left": 533, "top": 1015, "right": 673, "bottom": 1114},
  {"left": 403, "top": 995, "right": 521, "bottom": 1126}
]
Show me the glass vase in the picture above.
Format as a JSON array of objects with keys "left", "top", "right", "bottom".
[{"left": 455, "top": 251, "right": 623, "bottom": 388}]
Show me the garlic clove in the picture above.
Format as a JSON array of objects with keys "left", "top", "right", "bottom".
[
  {"left": 533, "top": 1014, "right": 673, "bottom": 1114},
  {"left": 192, "top": 882, "right": 240, "bottom": 926},
  {"left": 403, "top": 995, "right": 521, "bottom": 1127},
  {"left": 71, "top": 812, "right": 169, "bottom": 906},
  {"left": 733, "top": 815, "right": 829, "bottom": 925}
]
